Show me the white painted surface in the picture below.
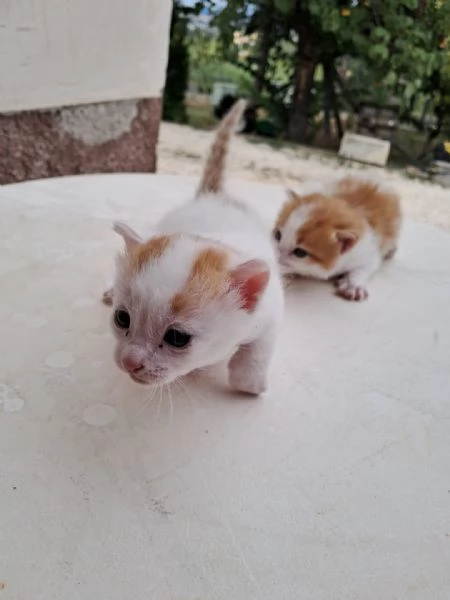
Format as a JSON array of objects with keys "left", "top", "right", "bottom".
[
  {"left": 0, "top": 0, "right": 172, "bottom": 112},
  {"left": 0, "top": 174, "right": 450, "bottom": 599}
]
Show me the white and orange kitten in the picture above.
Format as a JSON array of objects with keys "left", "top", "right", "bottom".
[
  {"left": 274, "top": 177, "right": 401, "bottom": 301},
  {"left": 104, "top": 101, "right": 283, "bottom": 394}
]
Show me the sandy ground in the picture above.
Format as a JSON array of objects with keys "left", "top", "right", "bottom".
[{"left": 158, "top": 121, "right": 450, "bottom": 231}]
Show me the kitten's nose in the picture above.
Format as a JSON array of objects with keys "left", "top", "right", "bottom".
[{"left": 122, "top": 352, "right": 144, "bottom": 373}]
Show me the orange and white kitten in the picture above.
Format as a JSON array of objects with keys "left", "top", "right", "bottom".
[
  {"left": 103, "top": 101, "right": 283, "bottom": 394},
  {"left": 274, "top": 177, "right": 401, "bottom": 301}
]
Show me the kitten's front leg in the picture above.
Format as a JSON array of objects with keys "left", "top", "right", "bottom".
[
  {"left": 335, "top": 261, "right": 380, "bottom": 302},
  {"left": 228, "top": 328, "right": 275, "bottom": 395}
]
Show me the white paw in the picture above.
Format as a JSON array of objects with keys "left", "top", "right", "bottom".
[
  {"left": 230, "top": 371, "right": 267, "bottom": 395},
  {"left": 102, "top": 288, "right": 114, "bottom": 306},
  {"left": 336, "top": 280, "right": 368, "bottom": 302},
  {"left": 228, "top": 356, "right": 267, "bottom": 395}
]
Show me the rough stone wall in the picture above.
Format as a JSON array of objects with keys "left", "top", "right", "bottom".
[{"left": 0, "top": 97, "right": 161, "bottom": 184}]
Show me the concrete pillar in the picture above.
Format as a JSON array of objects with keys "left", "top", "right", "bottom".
[{"left": 0, "top": 0, "right": 172, "bottom": 184}]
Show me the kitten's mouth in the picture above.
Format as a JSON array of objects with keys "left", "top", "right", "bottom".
[
  {"left": 129, "top": 372, "right": 162, "bottom": 385},
  {"left": 130, "top": 374, "right": 150, "bottom": 385}
]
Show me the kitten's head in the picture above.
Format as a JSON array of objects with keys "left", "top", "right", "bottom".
[
  {"left": 110, "top": 222, "right": 269, "bottom": 385},
  {"left": 273, "top": 191, "right": 363, "bottom": 278}
]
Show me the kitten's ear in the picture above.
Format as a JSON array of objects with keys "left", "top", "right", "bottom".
[
  {"left": 113, "top": 221, "right": 142, "bottom": 251},
  {"left": 230, "top": 259, "right": 270, "bottom": 312},
  {"left": 335, "top": 230, "right": 358, "bottom": 254}
]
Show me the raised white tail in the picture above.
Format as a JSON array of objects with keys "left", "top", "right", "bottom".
[{"left": 196, "top": 99, "right": 247, "bottom": 197}]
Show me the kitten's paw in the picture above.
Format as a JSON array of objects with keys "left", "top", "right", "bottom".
[
  {"left": 229, "top": 356, "right": 267, "bottom": 395},
  {"left": 230, "top": 372, "right": 267, "bottom": 395},
  {"left": 336, "top": 281, "right": 368, "bottom": 302},
  {"left": 332, "top": 273, "right": 347, "bottom": 287},
  {"left": 102, "top": 288, "right": 114, "bottom": 306}
]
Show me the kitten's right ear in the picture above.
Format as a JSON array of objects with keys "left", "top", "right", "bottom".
[
  {"left": 230, "top": 259, "right": 270, "bottom": 313},
  {"left": 113, "top": 221, "right": 142, "bottom": 251},
  {"left": 335, "top": 230, "right": 358, "bottom": 254}
]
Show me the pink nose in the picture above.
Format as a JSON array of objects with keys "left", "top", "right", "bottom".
[{"left": 122, "top": 352, "right": 144, "bottom": 373}]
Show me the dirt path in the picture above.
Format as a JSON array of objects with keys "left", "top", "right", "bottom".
[{"left": 158, "top": 121, "right": 450, "bottom": 231}]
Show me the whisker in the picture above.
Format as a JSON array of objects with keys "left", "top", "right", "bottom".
[
  {"left": 167, "top": 383, "right": 174, "bottom": 427},
  {"left": 176, "top": 376, "right": 198, "bottom": 412},
  {"left": 155, "top": 384, "right": 164, "bottom": 422},
  {"left": 134, "top": 384, "right": 158, "bottom": 422}
]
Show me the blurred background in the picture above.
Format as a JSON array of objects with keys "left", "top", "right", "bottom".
[
  {"left": 164, "top": 0, "right": 450, "bottom": 170},
  {"left": 1, "top": 0, "right": 450, "bottom": 185}
]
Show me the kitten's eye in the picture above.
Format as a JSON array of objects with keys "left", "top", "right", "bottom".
[
  {"left": 293, "top": 247, "right": 308, "bottom": 258},
  {"left": 274, "top": 229, "right": 282, "bottom": 242},
  {"left": 163, "top": 328, "right": 192, "bottom": 348},
  {"left": 114, "top": 309, "right": 130, "bottom": 329}
]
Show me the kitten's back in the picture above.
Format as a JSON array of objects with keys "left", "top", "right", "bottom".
[
  {"left": 160, "top": 97, "right": 275, "bottom": 263},
  {"left": 334, "top": 177, "right": 401, "bottom": 246}
]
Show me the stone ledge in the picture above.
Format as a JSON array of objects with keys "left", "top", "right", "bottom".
[
  {"left": 0, "top": 97, "right": 161, "bottom": 184},
  {"left": 339, "top": 132, "right": 391, "bottom": 167}
]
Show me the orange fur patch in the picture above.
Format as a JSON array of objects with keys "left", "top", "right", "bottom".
[
  {"left": 172, "top": 247, "right": 229, "bottom": 314},
  {"left": 299, "top": 196, "right": 364, "bottom": 269},
  {"left": 126, "top": 235, "right": 173, "bottom": 273},
  {"left": 334, "top": 178, "right": 401, "bottom": 253}
]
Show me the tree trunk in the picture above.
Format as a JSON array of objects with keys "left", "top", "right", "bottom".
[
  {"left": 323, "top": 62, "right": 332, "bottom": 139},
  {"left": 287, "top": 31, "right": 320, "bottom": 143},
  {"left": 418, "top": 106, "right": 444, "bottom": 160},
  {"left": 326, "top": 62, "right": 343, "bottom": 139},
  {"left": 420, "top": 97, "right": 431, "bottom": 130},
  {"left": 254, "top": 2, "right": 273, "bottom": 95}
]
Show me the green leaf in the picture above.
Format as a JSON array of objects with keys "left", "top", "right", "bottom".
[
  {"left": 401, "top": 0, "right": 419, "bottom": 9},
  {"left": 368, "top": 44, "right": 389, "bottom": 62},
  {"left": 273, "top": 0, "right": 294, "bottom": 14},
  {"left": 384, "top": 70, "right": 397, "bottom": 86},
  {"left": 371, "top": 27, "right": 391, "bottom": 44}
]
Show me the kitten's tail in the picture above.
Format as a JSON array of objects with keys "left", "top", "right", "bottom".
[{"left": 196, "top": 99, "right": 246, "bottom": 197}]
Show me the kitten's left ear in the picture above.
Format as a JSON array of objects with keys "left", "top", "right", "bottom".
[
  {"left": 335, "top": 230, "right": 358, "bottom": 254},
  {"left": 230, "top": 259, "right": 270, "bottom": 312},
  {"left": 113, "top": 221, "right": 142, "bottom": 251}
]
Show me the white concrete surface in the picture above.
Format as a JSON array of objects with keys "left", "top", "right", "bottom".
[
  {"left": 0, "top": 174, "right": 449, "bottom": 600},
  {"left": 0, "top": 0, "right": 172, "bottom": 112}
]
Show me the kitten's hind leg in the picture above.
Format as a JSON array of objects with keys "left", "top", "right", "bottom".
[
  {"left": 102, "top": 287, "right": 114, "bottom": 306},
  {"left": 228, "top": 328, "right": 276, "bottom": 395}
]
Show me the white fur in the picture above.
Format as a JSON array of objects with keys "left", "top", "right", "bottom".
[
  {"left": 110, "top": 194, "right": 284, "bottom": 393},
  {"left": 277, "top": 203, "right": 314, "bottom": 257}
]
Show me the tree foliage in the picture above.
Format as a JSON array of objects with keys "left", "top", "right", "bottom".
[{"left": 174, "top": 0, "right": 450, "bottom": 148}]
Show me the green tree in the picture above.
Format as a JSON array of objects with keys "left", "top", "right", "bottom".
[
  {"left": 164, "top": 1, "right": 208, "bottom": 122},
  {"left": 163, "top": 1, "right": 189, "bottom": 123},
  {"left": 208, "top": 0, "right": 450, "bottom": 145}
]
